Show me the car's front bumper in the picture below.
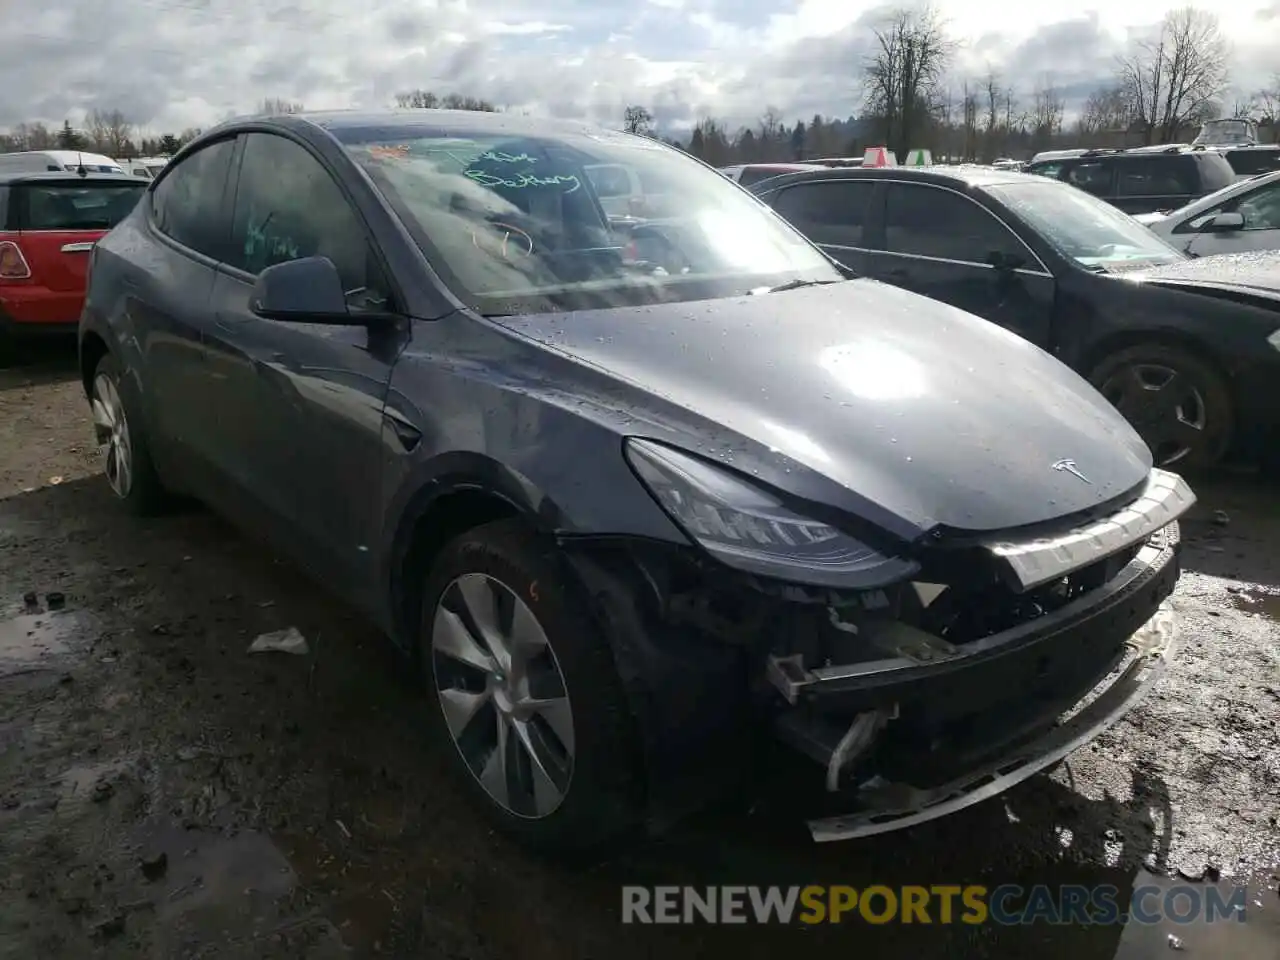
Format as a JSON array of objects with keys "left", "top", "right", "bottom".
[
  {"left": 774, "top": 517, "right": 1183, "bottom": 841},
  {"left": 806, "top": 596, "right": 1177, "bottom": 840}
]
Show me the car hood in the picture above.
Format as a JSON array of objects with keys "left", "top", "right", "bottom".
[
  {"left": 1124, "top": 249, "right": 1280, "bottom": 295},
  {"left": 496, "top": 280, "right": 1153, "bottom": 541}
]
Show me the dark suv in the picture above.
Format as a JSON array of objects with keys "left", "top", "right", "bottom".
[{"left": 1025, "top": 148, "right": 1236, "bottom": 215}]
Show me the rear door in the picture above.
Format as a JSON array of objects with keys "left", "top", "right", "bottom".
[
  {"left": 126, "top": 137, "right": 239, "bottom": 470},
  {"left": 864, "top": 181, "right": 1056, "bottom": 347},
  {"left": 766, "top": 178, "right": 880, "bottom": 273},
  {"left": 1111, "top": 157, "right": 1198, "bottom": 214},
  {"left": 11, "top": 179, "right": 146, "bottom": 322}
]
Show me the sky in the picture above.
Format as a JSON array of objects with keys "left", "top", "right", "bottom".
[{"left": 0, "top": 0, "right": 1276, "bottom": 136}]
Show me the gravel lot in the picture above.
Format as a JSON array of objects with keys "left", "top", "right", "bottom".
[{"left": 1, "top": 342, "right": 1278, "bottom": 960}]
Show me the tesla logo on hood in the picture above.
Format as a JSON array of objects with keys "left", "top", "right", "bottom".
[{"left": 1052, "top": 459, "right": 1091, "bottom": 484}]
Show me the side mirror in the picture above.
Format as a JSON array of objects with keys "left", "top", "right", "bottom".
[
  {"left": 1192, "top": 211, "right": 1245, "bottom": 233},
  {"left": 249, "top": 257, "right": 357, "bottom": 324}
]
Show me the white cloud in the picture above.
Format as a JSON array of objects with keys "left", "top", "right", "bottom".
[{"left": 0, "top": 0, "right": 1274, "bottom": 136}]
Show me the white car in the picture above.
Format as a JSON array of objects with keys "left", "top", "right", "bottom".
[{"left": 1135, "top": 169, "right": 1280, "bottom": 256}]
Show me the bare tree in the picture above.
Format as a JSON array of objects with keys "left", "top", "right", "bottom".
[
  {"left": 86, "top": 109, "right": 133, "bottom": 157},
  {"left": 1031, "top": 79, "right": 1064, "bottom": 144},
  {"left": 1116, "top": 6, "right": 1230, "bottom": 145},
  {"left": 1078, "top": 84, "right": 1132, "bottom": 140},
  {"left": 863, "top": 5, "right": 953, "bottom": 159},
  {"left": 258, "top": 98, "right": 304, "bottom": 116},
  {"left": 960, "top": 79, "right": 978, "bottom": 160},
  {"left": 623, "top": 105, "right": 653, "bottom": 135}
]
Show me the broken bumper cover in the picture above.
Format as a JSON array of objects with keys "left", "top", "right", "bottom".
[{"left": 804, "top": 536, "right": 1182, "bottom": 842}]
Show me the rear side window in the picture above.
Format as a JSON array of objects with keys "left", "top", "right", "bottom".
[
  {"left": 1116, "top": 158, "right": 1197, "bottom": 197},
  {"left": 13, "top": 182, "right": 146, "bottom": 230},
  {"left": 772, "top": 181, "right": 876, "bottom": 247},
  {"left": 884, "top": 183, "right": 1025, "bottom": 263},
  {"left": 151, "top": 138, "right": 237, "bottom": 260}
]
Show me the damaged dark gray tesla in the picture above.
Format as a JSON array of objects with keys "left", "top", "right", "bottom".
[{"left": 80, "top": 110, "right": 1195, "bottom": 854}]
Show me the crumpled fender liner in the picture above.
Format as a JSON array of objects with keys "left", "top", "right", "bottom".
[{"left": 559, "top": 542, "right": 759, "bottom": 833}]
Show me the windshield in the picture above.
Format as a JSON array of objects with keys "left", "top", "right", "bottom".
[
  {"left": 984, "top": 180, "right": 1183, "bottom": 269},
  {"left": 18, "top": 182, "right": 145, "bottom": 230},
  {"left": 337, "top": 127, "right": 838, "bottom": 314},
  {"left": 1194, "top": 120, "right": 1256, "bottom": 145}
]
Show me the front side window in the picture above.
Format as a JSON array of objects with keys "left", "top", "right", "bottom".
[
  {"left": 17, "top": 182, "right": 145, "bottom": 230},
  {"left": 883, "top": 183, "right": 1024, "bottom": 264},
  {"left": 1203, "top": 180, "right": 1280, "bottom": 232},
  {"left": 1225, "top": 150, "right": 1280, "bottom": 178},
  {"left": 1116, "top": 158, "right": 1196, "bottom": 197},
  {"left": 335, "top": 125, "right": 837, "bottom": 315},
  {"left": 773, "top": 181, "right": 876, "bottom": 248},
  {"left": 226, "top": 133, "right": 389, "bottom": 311},
  {"left": 151, "top": 138, "right": 236, "bottom": 259},
  {"left": 985, "top": 180, "right": 1183, "bottom": 270}
]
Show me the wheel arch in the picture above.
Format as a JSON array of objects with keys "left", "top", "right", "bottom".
[
  {"left": 79, "top": 328, "right": 112, "bottom": 398},
  {"left": 386, "top": 466, "right": 553, "bottom": 652},
  {"left": 1079, "top": 327, "right": 1234, "bottom": 388}
]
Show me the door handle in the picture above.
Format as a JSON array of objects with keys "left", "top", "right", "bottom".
[{"left": 60, "top": 242, "right": 95, "bottom": 253}]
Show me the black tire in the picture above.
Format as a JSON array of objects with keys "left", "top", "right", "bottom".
[
  {"left": 418, "top": 518, "right": 644, "bottom": 855},
  {"left": 89, "top": 352, "right": 168, "bottom": 515},
  {"left": 1089, "top": 343, "right": 1233, "bottom": 472}
]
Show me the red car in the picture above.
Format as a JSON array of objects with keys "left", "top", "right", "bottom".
[{"left": 0, "top": 171, "right": 147, "bottom": 338}]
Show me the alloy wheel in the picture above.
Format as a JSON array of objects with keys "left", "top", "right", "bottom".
[
  {"left": 431, "top": 573, "right": 575, "bottom": 818},
  {"left": 1100, "top": 362, "right": 1207, "bottom": 466},
  {"left": 91, "top": 372, "right": 134, "bottom": 498}
]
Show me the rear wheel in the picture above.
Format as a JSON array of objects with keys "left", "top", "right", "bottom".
[
  {"left": 90, "top": 353, "right": 167, "bottom": 514},
  {"left": 1090, "top": 343, "right": 1233, "bottom": 471},
  {"left": 419, "top": 519, "right": 643, "bottom": 854}
]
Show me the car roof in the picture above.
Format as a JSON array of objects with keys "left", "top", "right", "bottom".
[
  {"left": 749, "top": 165, "right": 1039, "bottom": 190},
  {"left": 0, "top": 171, "right": 149, "bottom": 185},
  {"left": 211, "top": 108, "right": 616, "bottom": 142}
]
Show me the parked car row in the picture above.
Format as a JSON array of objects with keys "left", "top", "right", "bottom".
[
  {"left": 749, "top": 164, "right": 1280, "bottom": 471},
  {"left": 74, "top": 110, "right": 1203, "bottom": 853}
]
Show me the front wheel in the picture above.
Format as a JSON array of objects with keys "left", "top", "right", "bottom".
[
  {"left": 1090, "top": 343, "right": 1233, "bottom": 472},
  {"left": 419, "top": 519, "right": 643, "bottom": 854}
]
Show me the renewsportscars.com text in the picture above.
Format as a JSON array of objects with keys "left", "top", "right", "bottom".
[{"left": 621, "top": 884, "right": 1248, "bottom": 926}]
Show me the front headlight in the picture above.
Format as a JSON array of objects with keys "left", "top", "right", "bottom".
[{"left": 624, "top": 438, "right": 918, "bottom": 589}]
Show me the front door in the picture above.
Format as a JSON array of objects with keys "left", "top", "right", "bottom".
[
  {"left": 863, "top": 182, "right": 1056, "bottom": 348},
  {"left": 201, "top": 131, "right": 406, "bottom": 594}
]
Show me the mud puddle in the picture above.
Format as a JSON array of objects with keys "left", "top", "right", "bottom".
[
  {"left": 1113, "top": 867, "right": 1280, "bottom": 958},
  {"left": 1228, "top": 587, "right": 1280, "bottom": 623},
  {"left": 0, "top": 608, "right": 87, "bottom": 677}
]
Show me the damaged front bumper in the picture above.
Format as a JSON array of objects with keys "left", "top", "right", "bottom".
[
  {"left": 806, "top": 597, "right": 1177, "bottom": 840},
  {"left": 770, "top": 477, "right": 1188, "bottom": 841}
]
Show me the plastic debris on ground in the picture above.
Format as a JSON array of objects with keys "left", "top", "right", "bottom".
[{"left": 247, "top": 627, "right": 310, "bottom": 656}]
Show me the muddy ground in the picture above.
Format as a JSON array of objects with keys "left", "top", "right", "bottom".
[{"left": 0, "top": 341, "right": 1278, "bottom": 960}]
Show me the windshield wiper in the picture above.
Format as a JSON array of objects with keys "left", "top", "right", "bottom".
[{"left": 754, "top": 278, "right": 843, "bottom": 295}]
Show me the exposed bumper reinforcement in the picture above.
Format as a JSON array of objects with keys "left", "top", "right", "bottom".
[{"left": 806, "top": 600, "right": 1178, "bottom": 842}]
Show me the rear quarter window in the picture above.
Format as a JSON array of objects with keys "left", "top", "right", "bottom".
[
  {"left": 1223, "top": 150, "right": 1280, "bottom": 178},
  {"left": 15, "top": 183, "right": 146, "bottom": 230}
]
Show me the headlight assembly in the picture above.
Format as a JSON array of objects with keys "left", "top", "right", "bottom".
[{"left": 624, "top": 438, "right": 918, "bottom": 588}]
